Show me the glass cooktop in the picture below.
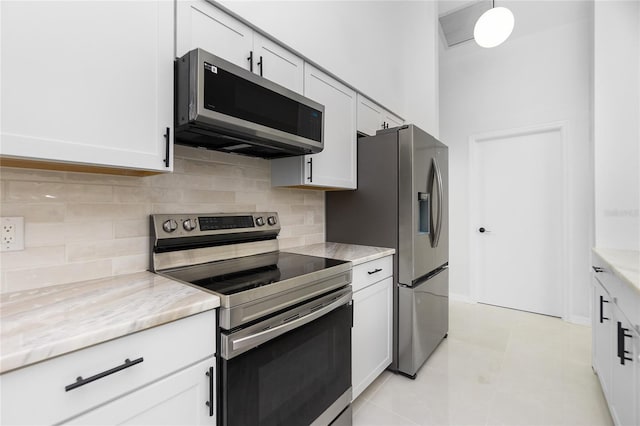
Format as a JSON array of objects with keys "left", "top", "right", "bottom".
[{"left": 164, "top": 252, "right": 348, "bottom": 296}]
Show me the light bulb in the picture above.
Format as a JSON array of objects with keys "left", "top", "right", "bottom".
[{"left": 474, "top": 6, "right": 515, "bottom": 48}]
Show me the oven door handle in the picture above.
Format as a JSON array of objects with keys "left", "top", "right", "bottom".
[{"left": 227, "top": 292, "right": 352, "bottom": 358}]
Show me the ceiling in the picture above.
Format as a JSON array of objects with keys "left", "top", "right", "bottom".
[{"left": 438, "top": 0, "right": 593, "bottom": 48}]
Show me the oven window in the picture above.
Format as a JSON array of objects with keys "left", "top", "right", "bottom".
[{"left": 221, "top": 303, "right": 352, "bottom": 426}]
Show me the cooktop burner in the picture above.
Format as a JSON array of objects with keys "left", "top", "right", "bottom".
[
  {"left": 164, "top": 252, "right": 348, "bottom": 296},
  {"left": 151, "top": 212, "right": 353, "bottom": 330}
]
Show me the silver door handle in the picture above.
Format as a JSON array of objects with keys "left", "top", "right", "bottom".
[
  {"left": 227, "top": 292, "right": 352, "bottom": 357},
  {"left": 432, "top": 158, "right": 443, "bottom": 247}
]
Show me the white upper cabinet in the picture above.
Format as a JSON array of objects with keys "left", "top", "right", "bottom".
[
  {"left": 384, "top": 110, "right": 404, "bottom": 129},
  {"left": 0, "top": 0, "right": 174, "bottom": 174},
  {"left": 271, "top": 64, "right": 357, "bottom": 190},
  {"left": 252, "top": 33, "right": 304, "bottom": 94},
  {"left": 176, "top": 0, "right": 303, "bottom": 94},
  {"left": 357, "top": 94, "right": 404, "bottom": 136},
  {"left": 176, "top": 0, "right": 253, "bottom": 69}
]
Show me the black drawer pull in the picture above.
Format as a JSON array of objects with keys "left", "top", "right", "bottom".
[
  {"left": 65, "top": 357, "right": 144, "bottom": 392},
  {"left": 617, "top": 322, "right": 634, "bottom": 365},
  {"left": 205, "top": 366, "right": 214, "bottom": 416},
  {"left": 247, "top": 51, "right": 253, "bottom": 72},
  {"left": 592, "top": 266, "right": 604, "bottom": 273},
  {"left": 164, "top": 127, "right": 170, "bottom": 168},
  {"left": 368, "top": 268, "right": 383, "bottom": 275},
  {"left": 599, "top": 295, "right": 610, "bottom": 323}
]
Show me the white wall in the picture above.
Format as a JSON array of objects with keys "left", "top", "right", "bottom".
[
  {"left": 593, "top": 0, "right": 640, "bottom": 251},
  {"left": 439, "top": 1, "right": 593, "bottom": 321},
  {"left": 219, "top": 0, "right": 439, "bottom": 136}
]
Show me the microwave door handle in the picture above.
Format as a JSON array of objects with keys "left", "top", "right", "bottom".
[{"left": 433, "top": 157, "right": 443, "bottom": 247}]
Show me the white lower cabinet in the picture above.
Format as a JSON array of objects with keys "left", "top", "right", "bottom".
[
  {"left": 0, "top": 310, "right": 216, "bottom": 425},
  {"left": 351, "top": 256, "right": 393, "bottom": 400},
  {"left": 610, "top": 308, "right": 639, "bottom": 426},
  {"left": 592, "top": 251, "right": 640, "bottom": 426},
  {"left": 67, "top": 357, "right": 216, "bottom": 426},
  {"left": 592, "top": 276, "right": 613, "bottom": 396}
]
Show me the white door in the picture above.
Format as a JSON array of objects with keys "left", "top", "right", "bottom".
[{"left": 474, "top": 128, "right": 564, "bottom": 317}]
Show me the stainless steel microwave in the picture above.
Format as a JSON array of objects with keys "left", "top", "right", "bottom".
[{"left": 174, "top": 48, "right": 324, "bottom": 159}]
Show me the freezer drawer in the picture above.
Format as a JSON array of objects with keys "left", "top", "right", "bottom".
[{"left": 397, "top": 267, "right": 449, "bottom": 378}]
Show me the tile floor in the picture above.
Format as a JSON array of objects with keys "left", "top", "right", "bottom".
[{"left": 352, "top": 300, "right": 613, "bottom": 426}]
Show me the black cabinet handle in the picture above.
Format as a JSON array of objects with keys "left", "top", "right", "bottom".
[
  {"left": 247, "top": 51, "right": 253, "bottom": 72},
  {"left": 257, "top": 55, "right": 263, "bottom": 76},
  {"left": 164, "top": 127, "right": 170, "bottom": 168},
  {"left": 592, "top": 266, "right": 604, "bottom": 273},
  {"left": 599, "top": 295, "right": 609, "bottom": 323},
  {"left": 307, "top": 157, "right": 313, "bottom": 182},
  {"left": 368, "top": 268, "right": 383, "bottom": 275},
  {"left": 65, "top": 357, "right": 144, "bottom": 392},
  {"left": 617, "top": 321, "right": 633, "bottom": 365},
  {"left": 205, "top": 366, "right": 214, "bottom": 416}
]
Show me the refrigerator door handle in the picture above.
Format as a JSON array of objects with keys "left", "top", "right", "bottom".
[{"left": 432, "top": 157, "right": 443, "bottom": 247}]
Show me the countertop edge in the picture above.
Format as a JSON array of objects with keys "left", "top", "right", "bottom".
[
  {"left": 0, "top": 302, "right": 219, "bottom": 375},
  {"left": 1, "top": 272, "right": 220, "bottom": 374},
  {"left": 592, "top": 247, "right": 640, "bottom": 294},
  {"left": 283, "top": 242, "right": 395, "bottom": 266}
]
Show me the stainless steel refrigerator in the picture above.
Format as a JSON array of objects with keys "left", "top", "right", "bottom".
[{"left": 326, "top": 124, "right": 448, "bottom": 378}]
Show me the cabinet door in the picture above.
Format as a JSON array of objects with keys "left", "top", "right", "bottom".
[
  {"left": 253, "top": 32, "right": 304, "bottom": 94},
  {"left": 357, "top": 94, "right": 385, "bottom": 136},
  {"left": 384, "top": 111, "right": 404, "bottom": 129},
  {"left": 1, "top": 1, "right": 173, "bottom": 173},
  {"left": 67, "top": 357, "right": 216, "bottom": 426},
  {"left": 610, "top": 309, "right": 638, "bottom": 426},
  {"left": 352, "top": 277, "right": 393, "bottom": 400},
  {"left": 593, "top": 276, "right": 613, "bottom": 397},
  {"left": 176, "top": 0, "right": 253, "bottom": 69},
  {"left": 303, "top": 64, "right": 357, "bottom": 189}
]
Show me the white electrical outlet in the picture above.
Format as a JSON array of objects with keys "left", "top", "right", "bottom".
[{"left": 1, "top": 217, "right": 25, "bottom": 252}]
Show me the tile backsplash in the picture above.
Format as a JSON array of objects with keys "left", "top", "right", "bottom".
[{"left": 0, "top": 145, "right": 325, "bottom": 293}]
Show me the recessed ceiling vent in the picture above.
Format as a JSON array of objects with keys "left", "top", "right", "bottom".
[{"left": 439, "top": 0, "right": 492, "bottom": 47}]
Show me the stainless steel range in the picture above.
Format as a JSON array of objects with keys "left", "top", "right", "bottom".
[{"left": 151, "top": 212, "right": 353, "bottom": 426}]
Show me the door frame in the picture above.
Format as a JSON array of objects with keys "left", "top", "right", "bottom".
[{"left": 468, "top": 121, "right": 571, "bottom": 320}]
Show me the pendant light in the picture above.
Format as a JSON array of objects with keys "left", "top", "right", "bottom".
[{"left": 473, "top": 0, "right": 514, "bottom": 48}]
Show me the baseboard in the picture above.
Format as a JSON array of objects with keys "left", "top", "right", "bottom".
[
  {"left": 566, "top": 314, "right": 591, "bottom": 326},
  {"left": 448, "top": 293, "right": 475, "bottom": 304}
]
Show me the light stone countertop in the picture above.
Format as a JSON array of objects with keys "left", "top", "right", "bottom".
[
  {"left": 0, "top": 271, "right": 220, "bottom": 374},
  {"left": 593, "top": 248, "right": 640, "bottom": 293},
  {"left": 283, "top": 242, "right": 395, "bottom": 265}
]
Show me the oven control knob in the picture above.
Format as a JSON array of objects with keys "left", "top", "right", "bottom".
[
  {"left": 255, "top": 216, "right": 265, "bottom": 226},
  {"left": 183, "top": 218, "right": 197, "bottom": 231},
  {"left": 162, "top": 219, "right": 178, "bottom": 233},
  {"left": 267, "top": 216, "right": 277, "bottom": 226}
]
